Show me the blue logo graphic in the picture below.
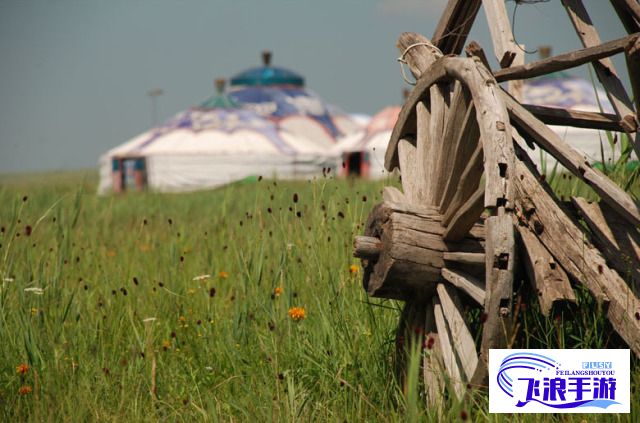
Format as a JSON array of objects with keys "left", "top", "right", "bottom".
[{"left": 497, "top": 352, "right": 620, "bottom": 410}]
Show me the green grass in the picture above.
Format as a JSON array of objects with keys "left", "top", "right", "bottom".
[{"left": 0, "top": 170, "right": 638, "bottom": 422}]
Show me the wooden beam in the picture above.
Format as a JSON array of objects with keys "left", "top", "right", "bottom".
[
  {"left": 572, "top": 197, "right": 640, "bottom": 291},
  {"left": 503, "top": 90, "right": 640, "bottom": 227},
  {"left": 493, "top": 33, "right": 639, "bottom": 82},
  {"left": 513, "top": 143, "right": 640, "bottom": 357},
  {"left": 482, "top": 0, "right": 518, "bottom": 68},
  {"left": 610, "top": 0, "right": 640, "bottom": 34},
  {"left": 523, "top": 103, "right": 634, "bottom": 132},
  {"left": 465, "top": 41, "right": 491, "bottom": 69},
  {"left": 443, "top": 185, "right": 485, "bottom": 242},
  {"left": 442, "top": 267, "right": 486, "bottom": 306},
  {"left": 561, "top": 0, "right": 639, "bottom": 156},
  {"left": 432, "top": 0, "right": 482, "bottom": 55},
  {"left": 437, "top": 283, "right": 479, "bottom": 382},
  {"left": 516, "top": 221, "right": 576, "bottom": 316},
  {"left": 625, "top": 36, "right": 640, "bottom": 120}
]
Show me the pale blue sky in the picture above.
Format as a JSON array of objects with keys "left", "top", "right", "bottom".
[{"left": 0, "top": 0, "right": 627, "bottom": 173}]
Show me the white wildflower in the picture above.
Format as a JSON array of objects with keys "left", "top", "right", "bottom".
[
  {"left": 192, "top": 274, "right": 211, "bottom": 281},
  {"left": 24, "top": 287, "right": 44, "bottom": 295}
]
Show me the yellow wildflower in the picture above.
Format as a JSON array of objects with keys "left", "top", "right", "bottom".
[
  {"left": 273, "top": 287, "right": 283, "bottom": 297},
  {"left": 349, "top": 264, "right": 359, "bottom": 275},
  {"left": 288, "top": 307, "right": 306, "bottom": 321},
  {"left": 162, "top": 340, "right": 171, "bottom": 351},
  {"left": 218, "top": 271, "right": 229, "bottom": 279}
]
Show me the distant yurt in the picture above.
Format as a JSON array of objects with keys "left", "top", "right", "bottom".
[
  {"left": 225, "top": 51, "right": 360, "bottom": 148},
  {"left": 333, "top": 106, "right": 400, "bottom": 179},
  {"left": 97, "top": 80, "right": 336, "bottom": 194}
]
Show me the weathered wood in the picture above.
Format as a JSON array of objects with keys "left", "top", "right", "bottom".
[
  {"left": 398, "top": 138, "right": 423, "bottom": 204},
  {"left": 382, "top": 186, "right": 406, "bottom": 203},
  {"left": 439, "top": 105, "right": 481, "bottom": 215},
  {"left": 432, "top": 0, "right": 482, "bottom": 55},
  {"left": 389, "top": 36, "right": 515, "bottom": 212},
  {"left": 493, "top": 33, "right": 639, "bottom": 82},
  {"left": 625, "top": 36, "right": 640, "bottom": 120},
  {"left": 513, "top": 143, "right": 640, "bottom": 356},
  {"left": 433, "top": 298, "right": 464, "bottom": 399},
  {"left": 523, "top": 103, "right": 634, "bottom": 132},
  {"left": 416, "top": 100, "right": 434, "bottom": 205},
  {"left": 610, "top": 0, "right": 640, "bottom": 34},
  {"left": 353, "top": 236, "right": 383, "bottom": 260},
  {"left": 572, "top": 197, "right": 640, "bottom": 291},
  {"left": 479, "top": 211, "right": 515, "bottom": 383},
  {"left": 360, "top": 202, "right": 484, "bottom": 300},
  {"left": 443, "top": 184, "right": 485, "bottom": 242},
  {"left": 503, "top": 90, "right": 640, "bottom": 227},
  {"left": 465, "top": 41, "right": 491, "bottom": 69},
  {"left": 482, "top": 0, "right": 518, "bottom": 69},
  {"left": 515, "top": 222, "right": 576, "bottom": 316},
  {"left": 443, "top": 252, "right": 485, "bottom": 266},
  {"left": 424, "top": 84, "right": 448, "bottom": 206},
  {"left": 562, "top": 0, "right": 639, "bottom": 156},
  {"left": 436, "top": 82, "right": 472, "bottom": 204},
  {"left": 437, "top": 283, "right": 479, "bottom": 382},
  {"left": 397, "top": 32, "right": 443, "bottom": 81},
  {"left": 442, "top": 267, "right": 486, "bottom": 306},
  {"left": 441, "top": 142, "right": 483, "bottom": 224}
]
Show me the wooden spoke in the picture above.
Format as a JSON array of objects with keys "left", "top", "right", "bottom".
[
  {"left": 437, "top": 283, "right": 479, "bottom": 381},
  {"left": 432, "top": 0, "right": 482, "bottom": 55},
  {"left": 424, "top": 85, "right": 448, "bottom": 206},
  {"left": 443, "top": 252, "right": 485, "bottom": 266},
  {"left": 398, "top": 138, "right": 422, "bottom": 204},
  {"left": 442, "top": 268, "right": 486, "bottom": 306},
  {"left": 443, "top": 184, "right": 485, "bottom": 242},
  {"left": 433, "top": 297, "right": 465, "bottom": 399},
  {"left": 416, "top": 100, "right": 434, "bottom": 205},
  {"left": 422, "top": 306, "right": 445, "bottom": 406},
  {"left": 441, "top": 142, "right": 483, "bottom": 224}
]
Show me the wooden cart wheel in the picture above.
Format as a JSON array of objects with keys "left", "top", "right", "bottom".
[
  {"left": 355, "top": 31, "right": 640, "bottom": 405},
  {"left": 354, "top": 34, "right": 516, "bottom": 402}
]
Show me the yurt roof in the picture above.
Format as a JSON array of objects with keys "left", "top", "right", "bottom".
[{"left": 230, "top": 51, "right": 304, "bottom": 87}]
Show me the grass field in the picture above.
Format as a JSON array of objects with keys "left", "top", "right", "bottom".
[{"left": 0, "top": 170, "right": 638, "bottom": 422}]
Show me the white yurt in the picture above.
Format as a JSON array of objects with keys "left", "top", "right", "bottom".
[
  {"left": 97, "top": 80, "right": 336, "bottom": 194},
  {"left": 333, "top": 106, "right": 400, "bottom": 179}
]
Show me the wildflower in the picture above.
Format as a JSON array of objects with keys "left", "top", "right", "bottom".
[
  {"left": 30, "top": 308, "right": 38, "bottom": 316},
  {"left": 18, "top": 385, "right": 32, "bottom": 395},
  {"left": 288, "top": 307, "right": 306, "bottom": 321},
  {"left": 349, "top": 264, "right": 359, "bottom": 275},
  {"left": 192, "top": 274, "right": 211, "bottom": 281},
  {"left": 218, "top": 271, "right": 228, "bottom": 279},
  {"left": 16, "top": 363, "right": 29, "bottom": 375},
  {"left": 24, "top": 287, "right": 44, "bottom": 295},
  {"left": 106, "top": 250, "right": 116, "bottom": 257},
  {"left": 162, "top": 340, "right": 171, "bottom": 351},
  {"left": 187, "top": 289, "right": 196, "bottom": 295},
  {"left": 273, "top": 287, "right": 283, "bottom": 297},
  {"left": 142, "top": 317, "right": 157, "bottom": 323},
  {"left": 3, "top": 277, "right": 14, "bottom": 282}
]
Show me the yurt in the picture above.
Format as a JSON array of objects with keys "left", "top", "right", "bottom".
[
  {"left": 333, "top": 106, "right": 400, "bottom": 179},
  {"left": 97, "top": 80, "right": 336, "bottom": 194},
  {"left": 225, "top": 51, "right": 360, "bottom": 148}
]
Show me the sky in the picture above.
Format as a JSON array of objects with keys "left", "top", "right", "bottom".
[{"left": 0, "top": 0, "right": 629, "bottom": 173}]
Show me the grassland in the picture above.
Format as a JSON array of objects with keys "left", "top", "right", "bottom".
[{"left": 0, "top": 170, "right": 638, "bottom": 422}]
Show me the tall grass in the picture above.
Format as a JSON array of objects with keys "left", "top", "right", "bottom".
[{"left": 0, "top": 170, "right": 638, "bottom": 422}]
